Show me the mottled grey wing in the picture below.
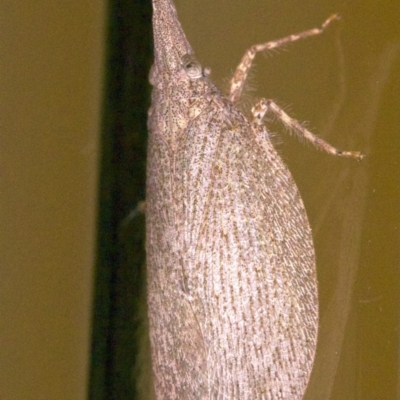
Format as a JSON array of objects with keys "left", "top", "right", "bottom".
[{"left": 174, "top": 98, "right": 318, "bottom": 399}]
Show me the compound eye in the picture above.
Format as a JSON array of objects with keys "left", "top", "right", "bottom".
[{"left": 181, "top": 54, "right": 203, "bottom": 79}]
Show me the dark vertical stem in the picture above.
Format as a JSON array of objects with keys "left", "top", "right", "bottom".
[{"left": 88, "top": 1, "right": 152, "bottom": 399}]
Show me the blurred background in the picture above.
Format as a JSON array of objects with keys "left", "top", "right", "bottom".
[
  {"left": 1, "top": 0, "right": 107, "bottom": 399},
  {"left": 1, "top": 0, "right": 399, "bottom": 399}
]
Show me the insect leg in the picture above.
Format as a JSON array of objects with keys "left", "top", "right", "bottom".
[
  {"left": 252, "top": 98, "right": 364, "bottom": 160},
  {"left": 229, "top": 14, "right": 340, "bottom": 104}
]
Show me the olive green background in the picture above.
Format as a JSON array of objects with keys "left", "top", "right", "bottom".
[
  {"left": 1, "top": 0, "right": 399, "bottom": 399},
  {"left": 0, "top": 1, "right": 106, "bottom": 399}
]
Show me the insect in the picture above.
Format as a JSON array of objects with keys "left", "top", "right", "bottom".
[{"left": 146, "top": 0, "right": 363, "bottom": 398}]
